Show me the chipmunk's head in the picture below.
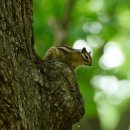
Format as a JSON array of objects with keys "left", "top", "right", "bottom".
[{"left": 81, "top": 47, "right": 92, "bottom": 66}]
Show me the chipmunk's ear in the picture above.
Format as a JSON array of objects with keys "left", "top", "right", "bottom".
[
  {"left": 82, "top": 47, "right": 86, "bottom": 53},
  {"left": 88, "top": 52, "right": 91, "bottom": 55}
]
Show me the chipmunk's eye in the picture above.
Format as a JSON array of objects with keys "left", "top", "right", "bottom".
[{"left": 88, "top": 52, "right": 91, "bottom": 55}]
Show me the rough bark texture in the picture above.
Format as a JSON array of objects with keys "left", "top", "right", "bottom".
[{"left": 0, "top": 0, "right": 84, "bottom": 130}]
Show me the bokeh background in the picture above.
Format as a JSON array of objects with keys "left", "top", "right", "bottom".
[{"left": 33, "top": 0, "right": 130, "bottom": 130}]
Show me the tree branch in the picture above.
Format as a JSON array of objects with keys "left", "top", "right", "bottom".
[
  {"left": 48, "top": 0, "right": 76, "bottom": 46},
  {"left": 39, "top": 61, "right": 85, "bottom": 130}
]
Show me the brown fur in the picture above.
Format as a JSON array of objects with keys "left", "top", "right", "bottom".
[{"left": 44, "top": 46, "right": 92, "bottom": 70}]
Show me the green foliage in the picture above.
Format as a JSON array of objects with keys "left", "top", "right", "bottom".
[{"left": 33, "top": 0, "right": 130, "bottom": 129}]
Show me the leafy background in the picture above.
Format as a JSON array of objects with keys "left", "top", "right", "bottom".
[{"left": 33, "top": 0, "right": 130, "bottom": 130}]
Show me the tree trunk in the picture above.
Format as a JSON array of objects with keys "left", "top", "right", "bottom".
[{"left": 0, "top": 0, "right": 84, "bottom": 130}]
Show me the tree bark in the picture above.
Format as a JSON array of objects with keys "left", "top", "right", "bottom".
[{"left": 0, "top": 0, "right": 84, "bottom": 130}]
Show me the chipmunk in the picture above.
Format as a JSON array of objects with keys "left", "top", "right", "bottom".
[{"left": 44, "top": 46, "right": 92, "bottom": 70}]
